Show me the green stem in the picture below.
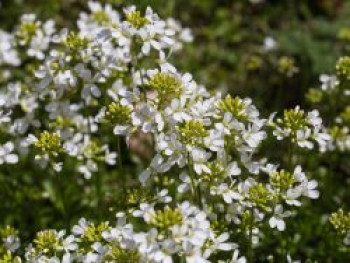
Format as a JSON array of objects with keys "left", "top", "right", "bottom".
[
  {"left": 287, "top": 139, "right": 295, "bottom": 171},
  {"left": 248, "top": 207, "right": 254, "bottom": 263},
  {"left": 117, "top": 136, "right": 126, "bottom": 197},
  {"left": 195, "top": 173, "right": 203, "bottom": 209},
  {"left": 95, "top": 171, "right": 102, "bottom": 220},
  {"left": 188, "top": 167, "right": 198, "bottom": 205},
  {"left": 57, "top": 170, "right": 69, "bottom": 229},
  {"left": 187, "top": 156, "right": 202, "bottom": 208},
  {"left": 117, "top": 136, "right": 123, "bottom": 170}
]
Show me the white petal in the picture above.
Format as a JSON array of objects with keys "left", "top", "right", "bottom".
[{"left": 5, "top": 154, "right": 18, "bottom": 164}]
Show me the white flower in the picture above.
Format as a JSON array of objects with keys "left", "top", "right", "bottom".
[
  {"left": 0, "top": 30, "right": 20, "bottom": 66},
  {"left": 0, "top": 142, "right": 18, "bottom": 165},
  {"left": 296, "top": 129, "right": 313, "bottom": 149},
  {"left": 263, "top": 36, "right": 277, "bottom": 51},
  {"left": 191, "top": 148, "right": 211, "bottom": 175},
  {"left": 3, "top": 235, "right": 20, "bottom": 252},
  {"left": 242, "top": 124, "right": 266, "bottom": 149},
  {"left": 227, "top": 161, "right": 241, "bottom": 178},
  {"left": 212, "top": 183, "right": 242, "bottom": 204},
  {"left": 319, "top": 74, "right": 339, "bottom": 91},
  {"left": 269, "top": 205, "right": 291, "bottom": 231},
  {"left": 299, "top": 179, "right": 319, "bottom": 199}
]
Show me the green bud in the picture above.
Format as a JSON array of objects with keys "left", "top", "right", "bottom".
[
  {"left": 248, "top": 184, "right": 273, "bottom": 212},
  {"left": 270, "top": 170, "right": 295, "bottom": 193},
  {"left": 92, "top": 10, "right": 110, "bottom": 25},
  {"left": 338, "top": 27, "right": 350, "bottom": 42},
  {"left": 33, "top": 230, "right": 62, "bottom": 257},
  {"left": 278, "top": 56, "right": 298, "bottom": 77},
  {"left": 78, "top": 222, "right": 110, "bottom": 254},
  {"left": 16, "top": 21, "right": 37, "bottom": 44},
  {"left": 202, "top": 161, "right": 226, "bottom": 182},
  {"left": 329, "top": 126, "right": 348, "bottom": 142},
  {"left": 148, "top": 73, "right": 182, "bottom": 107},
  {"left": 0, "top": 250, "right": 22, "bottom": 263},
  {"left": 217, "top": 95, "right": 248, "bottom": 122},
  {"left": 278, "top": 108, "right": 308, "bottom": 132},
  {"left": 150, "top": 207, "right": 183, "bottom": 229},
  {"left": 104, "top": 244, "right": 140, "bottom": 262},
  {"left": 246, "top": 55, "right": 262, "bottom": 71},
  {"left": 336, "top": 56, "right": 350, "bottom": 80},
  {"left": 0, "top": 226, "right": 18, "bottom": 240},
  {"left": 305, "top": 88, "right": 323, "bottom": 104},
  {"left": 34, "top": 131, "right": 63, "bottom": 158},
  {"left": 82, "top": 222, "right": 110, "bottom": 243},
  {"left": 125, "top": 11, "right": 149, "bottom": 29},
  {"left": 83, "top": 140, "right": 104, "bottom": 161},
  {"left": 330, "top": 209, "right": 350, "bottom": 236},
  {"left": 126, "top": 188, "right": 152, "bottom": 207},
  {"left": 64, "top": 32, "right": 89, "bottom": 52},
  {"left": 105, "top": 102, "right": 132, "bottom": 125},
  {"left": 178, "top": 120, "right": 208, "bottom": 147}
]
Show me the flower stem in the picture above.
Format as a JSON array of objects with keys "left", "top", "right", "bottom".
[
  {"left": 187, "top": 156, "right": 202, "bottom": 208},
  {"left": 117, "top": 136, "right": 126, "bottom": 197},
  {"left": 248, "top": 207, "right": 254, "bottom": 263},
  {"left": 57, "top": 170, "right": 69, "bottom": 229}
]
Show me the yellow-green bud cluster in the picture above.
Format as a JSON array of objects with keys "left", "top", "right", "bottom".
[
  {"left": 278, "top": 56, "right": 298, "bottom": 77},
  {"left": 305, "top": 88, "right": 323, "bottom": 104},
  {"left": 77, "top": 222, "right": 110, "bottom": 255},
  {"left": 336, "top": 56, "right": 350, "bottom": 80},
  {"left": 126, "top": 188, "right": 152, "bottom": 207},
  {"left": 81, "top": 222, "right": 110, "bottom": 243},
  {"left": 83, "top": 140, "right": 104, "bottom": 161},
  {"left": 330, "top": 126, "right": 348, "bottom": 142},
  {"left": 64, "top": 32, "right": 89, "bottom": 52},
  {"left": 278, "top": 108, "right": 308, "bottom": 132},
  {"left": 34, "top": 131, "right": 63, "bottom": 158},
  {"left": 105, "top": 102, "right": 132, "bottom": 125},
  {"left": 218, "top": 95, "right": 248, "bottom": 122},
  {"left": 0, "top": 250, "right": 21, "bottom": 263},
  {"left": 104, "top": 244, "right": 140, "bottom": 262},
  {"left": 330, "top": 209, "right": 350, "bottom": 237},
  {"left": 178, "top": 120, "right": 208, "bottom": 147},
  {"left": 338, "top": 27, "right": 350, "bottom": 42},
  {"left": 246, "top": 55, "right": 262, "bottom": 71},
  {"left": 270, "top": 170, "right": 296, "bottom": 193},
  {"left": 0, "top": 226, "right": 20, "bottom": 263},
  {"left": 125, "top": 11, "right": 149, "bottom": 29},
  {"left": 16, "top": 21, "right": 37, "bottom": 45},
  {"left": 202, "top": 162, "right": 226, "bottom": 182},
  {"left": 33, "top": 230, "right": 63, "bottom": 258},
  {"left": 0, "top": 226, "right": 18, "bottom": 240},
  {"left": 248, "top": 184, "right": 273, "bottom": 212},
  {"left": 148, "top": 73, "right": 182, "bottom": 107},
  {"left": 92, "top": 10, "right": 111, "bottom": 25},
  {"left": 150, "top": 207, "right": 183, "bottom": 229},
  {"left": 53, "top": 116, "right": 74, "bottom": 129}
]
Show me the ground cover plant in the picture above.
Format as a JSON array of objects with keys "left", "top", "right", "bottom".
[{"left": 0, "top": 0, "right": 349, "bottom": 262}]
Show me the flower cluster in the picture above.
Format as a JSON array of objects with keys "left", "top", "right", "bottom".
[
  {"left": 0, "top": 226, "right": 21, "bottom": 262},
  {"left": 330, "top": 209, "right": 350, "bottom": 246},
  {"left": 0, "top": 1, "right": 337, "bottom": 262},
  {"left": 305, "top": 59, "right": 350, "bottom": 152},
  {"left": 270, "top": 106, "right": 330, "bottom": 150}
]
